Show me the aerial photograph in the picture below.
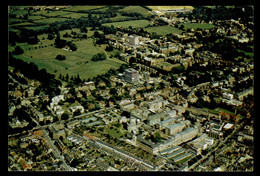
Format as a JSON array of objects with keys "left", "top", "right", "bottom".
[{"left": 8, "top": 5, "right": 254, "bottom": 171}]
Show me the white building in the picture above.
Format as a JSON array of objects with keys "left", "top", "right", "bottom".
[
  {"left": 222, "top": 92, "right": 234, "bottom": 100},
  {"left": 128, "top": 35, "right": 139, "bottom": 45}
]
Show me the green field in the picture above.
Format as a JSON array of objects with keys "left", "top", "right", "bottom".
[
  {"left": 147, "top": 6, "right": 194, "bottom": 11},
  {"left": 103, "top": 19, "right": 150, "bottom": 28},
  {"left": 63, "top": 6, "right": 106, "bottom": 12},
  {"left": 104, "top": 123, "right": 127, "bottom": 139},
  {"left": 63, "top": 13, "right": 90, "bottom": 19},
  {"left": 183, "top": 23, "right": 214, "bottom": 30},
  {"left": 35, "top": 17, "right": 69, "bottom": 24},
  {"left": 13, "top": 37, "right": 123, "bottom": 80},
  {"left": 145, "top": 25, "right": 183, "bottom": 36},
  {"left": 144, "top": 23, "right": 214, "bottom": 36},
  {"left": 32, "top": 10, "right": 71, "bottom": 17},
  {"left": 119, "top": 6, "right": 151, "bottom": 17}
]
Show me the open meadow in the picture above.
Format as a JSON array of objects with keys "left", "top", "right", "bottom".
[
  {"left": 103, "top": 19, "right": 150, "bottom": 28},
  {"left": 13, "top": 37, "right": 123, "bottom": 80}
]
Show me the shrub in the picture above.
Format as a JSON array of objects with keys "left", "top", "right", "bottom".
[{"left": 55, "top": 54, "right": 66, "bottom": 61}]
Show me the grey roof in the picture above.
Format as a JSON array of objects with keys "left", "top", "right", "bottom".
[
  {"left": 148, "top": 112, "right": 166, "bottom": 121},
  {"left": 166, "top": 148, "right": 185, "bottom": 159},
  {"left": 160, "top": 146, "right": 182, "bottom": 155},
  {"left": 166, "top": 122, "right": 185, "bottom": 130}
]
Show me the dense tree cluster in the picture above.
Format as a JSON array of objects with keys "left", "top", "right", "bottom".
[
  {"left": 93, "top": 31, "right": 109, "bottom": 44},
  {"left": 54, "top": 37, "right": 77, "bottom": 51},
  {"left": 120, "top": 11, "right": 145, "bottom": 20},
  {"left": 105, "top": 44, "right": 113, "bottom": 51},
  {"left": 91, "top": 53, "right": 106, "bottom": 61},
  {"left": 187, "top": 6, "right": 253, "bottom": 23}
]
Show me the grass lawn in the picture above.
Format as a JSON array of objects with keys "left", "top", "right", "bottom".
[
  {"left": 147, "top": 6, "right": 193, "bottom": 11},
  {"left": 215, "top": 108, "right": 235, "bottom": 115},
  {"left": 203, "top": 107, "right": 235, "bottom": 115},
  {"left": 62, "top": 100, "right": 81, "bottom": 112},
  {"left": 119, "top": 6, "right": 151, "bottom": 17},
  {"left": 63, "top": 13, "right": 90, "bottom": 19},
  {"left": 23, "top": 25, "right": 50, "bottom": 31},
  {"left": 13, "top": 37, "right": 122, "bottom": 80},
  {"left": 145, "top": 25, "right": 183, "bottom": 36},
  {"left": 237, "top": 49, "right": 254, "bottom": 58},
  {"left": 175, "top": 155, "right": 193, "bottom": 165},
  {"left": 104, "top": 123, "right": 127, "bottom": 139},
  {"left": 183, "top": 23, "right": 214, "bottom": 30},
  {"left": 103, "top": 19, "right": 150, "bottom": 28},
  {"left": 28, "top": 15, "right": 47, "bottom": 21},
  {"left": 34, "top": 17, "right": 69, "bottom": 24},
  {"left": 63, "top": 6, "right": 106, "bottom": 12}
]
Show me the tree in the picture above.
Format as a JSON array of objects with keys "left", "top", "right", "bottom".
[
  {"left": 121, "top": 111, "right": 130, "bottom": 118},
  {"left": 73, "top": 109, "right": 81, "bottom": 116},
  {"left": 54, "top": 38, "right": 67, "bottom": 48},
  {"left": 61, "top": 112, "right": 69, "bottom": 120},
  {"left": 105, "top": 44, "right": 113, "bottom": 51},
  {"left": 151, "top": 132, "right": 162, "bottom": 142},
  {"left": 179, "top": 24, "right": 185, "bottom": 30},
  {"left": 171, "top": 66, "right": 185, "bottom": 74},
  {"left": 75, "top": 74, "right": 81, "bottom": 84},
  {"left": 13, "top": 46, "right": 24, "bottom": 55},
  {"left": 69, "top": 42, "right": 77, "bottom": 51},
  {"left": 91, "top": 53, "right": 106, "bottom": 61},
  {"left": 65, "top": 73, "right": 69, "bottom": 81},
  {"left": 55, "top": 54, "right": 66, "bottom": 61},
  {"left": 80, "top": 27, "right": 88, "bottom": 33},
  {"left": 94, "top": 31, "right": 101, "bottom": 38},
  {"left": 47, "top": 32, "right": 55, "bottom": 40}
]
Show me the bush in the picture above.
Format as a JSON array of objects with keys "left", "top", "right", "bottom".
[
  {"left": 55, "top": 54, "right": 66, "bottom": 61},
  {"left": 69, "top": 42, "right": 77, "bottom": 51}
]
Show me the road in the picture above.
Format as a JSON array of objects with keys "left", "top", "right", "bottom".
[
  {"left": 42, "top": 128, "right": 72, "bottom": 171},
  {"left": 28, "top": 105, "right": 73, "bottom": 171}
]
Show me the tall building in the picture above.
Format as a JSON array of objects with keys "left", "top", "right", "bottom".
[
  {"left": 124, "top": 68, "right": 139, "bottom": 83},
  {"left": 128, "top": 35, "right": 139, "bottom": 45}
]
